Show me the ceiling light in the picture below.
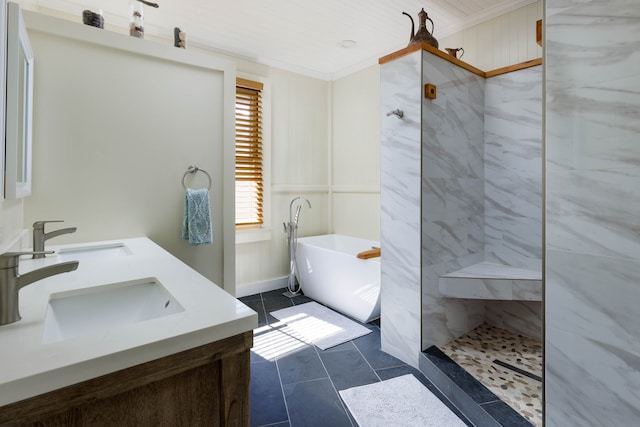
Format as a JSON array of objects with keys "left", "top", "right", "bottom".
[{"left": 338, "top": 40, "right": 357, "bottom": 48}]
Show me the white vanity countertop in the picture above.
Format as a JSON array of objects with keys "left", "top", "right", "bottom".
[{"left": 0, "top": 237, "right": 257, "bottom": 407}]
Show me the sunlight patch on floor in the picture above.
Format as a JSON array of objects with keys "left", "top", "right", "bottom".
[
  {"left": 252, "top": 313, "right": 348, "bottom": 361},
  {"left": 277, "top": 312, "right": 346, "bottom": 342},
  {"left": 252, "top": 322, "right": 311, "bottom": 361}
]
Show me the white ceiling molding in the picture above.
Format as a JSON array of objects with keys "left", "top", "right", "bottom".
[{"left": 28, "top": 0, "right": 539, "bottom": 81}]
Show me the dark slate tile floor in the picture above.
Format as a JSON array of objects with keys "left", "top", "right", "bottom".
[
  {"left": 422, "top": 346, "right": 535, "bottom": 427},
  {"left": 240, "top": 289, "right": 473, "bottom": 427}
]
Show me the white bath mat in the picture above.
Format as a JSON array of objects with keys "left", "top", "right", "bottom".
[
  {"left": 339, "top": 374, "right": 468, "bottom": 427},
  {"left": 269, "top": 301, "right": 371, "bottom": 350}
]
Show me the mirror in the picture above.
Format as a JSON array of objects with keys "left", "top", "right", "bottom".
[
  {"left": 0, "top": 0, "right": 5, "bottom": 199},
  {"left": 5, "top": 1, "right": 33, "bottom": 199}
]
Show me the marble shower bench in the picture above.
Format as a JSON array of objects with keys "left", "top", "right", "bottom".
[{"left": 439, "top": 262, "right": 542, "bottom": 301}]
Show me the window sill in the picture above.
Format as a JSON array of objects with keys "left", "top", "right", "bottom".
[{"left": 236, "top": 227, "right": 272, "bottom": 244}]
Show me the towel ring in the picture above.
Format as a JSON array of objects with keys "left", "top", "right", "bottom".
[{"left": 182, "top": 165, "right": 212, "bottom": 190}]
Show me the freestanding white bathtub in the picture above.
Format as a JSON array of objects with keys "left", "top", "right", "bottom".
[{"left": 295, "top": 234, "right": 381, "bottom": 323}]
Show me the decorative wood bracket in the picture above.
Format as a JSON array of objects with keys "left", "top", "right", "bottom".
[
  {"left": 536, "top": 20, "right": 542, "bottom": 47},
  {"left": 425, "top": 83, "right": 437, "bottom": 99}
]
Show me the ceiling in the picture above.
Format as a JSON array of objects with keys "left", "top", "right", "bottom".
[{"left": 32, "top": 0, "right": 536, "bottom": 80}]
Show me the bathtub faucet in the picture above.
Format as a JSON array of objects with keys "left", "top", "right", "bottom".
[
  {"left": 283, "top": 196, "right": 311, "bottom": 297},
  {"left": 284, "top": 196, "right": 311, "bottom": 232}
]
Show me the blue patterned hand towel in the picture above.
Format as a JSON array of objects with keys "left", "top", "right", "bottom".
[{"left": 182, "top": 188, "right": 213, "bottom": 246}]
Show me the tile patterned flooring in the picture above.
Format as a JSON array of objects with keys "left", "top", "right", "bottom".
[
  {"left": 240, "top": 289, "right": 472, "bottom": 427},
  {"left": 441, "top": 323, "right": 543, "bottom": 427}
]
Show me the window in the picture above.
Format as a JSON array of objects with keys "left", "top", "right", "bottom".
[{"left": 235, "top": 78, "right": 264, "bottom": 228}]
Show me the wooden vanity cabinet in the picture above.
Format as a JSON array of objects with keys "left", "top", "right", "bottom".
[{"left": 0, "top": 331, "right": 252, "bottom": 426}]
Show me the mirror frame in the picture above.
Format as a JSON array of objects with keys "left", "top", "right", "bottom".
[
  {"left": 0, "top": 0, "right": 6, "bottom": 199},
  {"left": 5, "top": 1, "right": 34, "bottom": 199}
]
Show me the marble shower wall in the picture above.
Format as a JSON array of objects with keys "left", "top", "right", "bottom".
[
  {"left": 484, "top": 66, "right": 543, "bottom": 339},
  {"left": 380, "top": 48, "right": 486, "bottom": 365},
  {"left": 381, "top": 50, "right": 543, "bottom": 365},
  {"left": 545, "top": 0, "right": 640, "bottom": 425},
  {"left": 420, "top": 53, "right": 486, "bottom": 349},
  {"left": 484, "top": 66, "right": 543, "bottom": 271},
  {"left": 485, "top": 300, "right": 542, "bottom": 341},
  {"left": 380, "top": 52, "right": 423, "bottom": 367}
]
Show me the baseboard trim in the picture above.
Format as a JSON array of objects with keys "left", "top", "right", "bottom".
[{"left": 235, "top": 276, "right": 288, "bottom": 298}]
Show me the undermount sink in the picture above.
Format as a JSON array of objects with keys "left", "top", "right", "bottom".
[
  {"left": 56, "top": 243, "right": 130, "bottom": 262},
  {"left": 42, "top": 278, "right": 184, "bottom": 344}
]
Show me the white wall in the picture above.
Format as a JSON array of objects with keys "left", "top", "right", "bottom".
[
  {"left": 163, "top": 23, "right": 333, "bottom": 296},
  {"left": 236, "top": 69, "right": 330, "bottom": 292},
  {"left": 23, "top": 12, "right": 236, "bottom": 293},
  {"left": 331, "top": 65, "right": 380, "bottom": 241},
  {"left": 10, "top": 5, "right": 331, "bottom": 297},
  {"left": 0, "top": 201, "right": 23, "bottom": 252},
  {"left": 438, "top": 0, "right": 542, "bottom": 71}
]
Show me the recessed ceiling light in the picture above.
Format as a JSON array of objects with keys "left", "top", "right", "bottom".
[{"left": 338, "top": 40, "right": 357, "bottom": 48}]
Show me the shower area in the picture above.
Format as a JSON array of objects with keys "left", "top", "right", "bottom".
[{"left": 380, "top": 45, "right": 542, "bottom": 426}]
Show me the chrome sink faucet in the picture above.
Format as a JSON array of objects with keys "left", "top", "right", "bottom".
[
  {"left": 32, "top": 221, "right": 77, "bottom": 259},
  {"left": 0, "top": 252, "right": 79, "bottom": 326}
]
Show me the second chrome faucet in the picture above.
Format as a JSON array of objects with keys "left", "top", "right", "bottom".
[
  {"left": 32, "top": 221, "right": 77, "bottom": 259},
  {"left": 0, "top": 252, "right": 79, "bottom": 325}
]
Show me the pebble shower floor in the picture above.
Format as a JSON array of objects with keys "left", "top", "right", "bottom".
[{"left": 441, "top": 323, "right": 543, "bottom": 426}]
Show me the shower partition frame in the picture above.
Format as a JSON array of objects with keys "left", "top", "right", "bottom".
[
  {"left": 380, "top": 43, "right": 544, "bottom": 426},
  {"left": 379, "top": 42, "right": 543, "bottom": 365}
]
